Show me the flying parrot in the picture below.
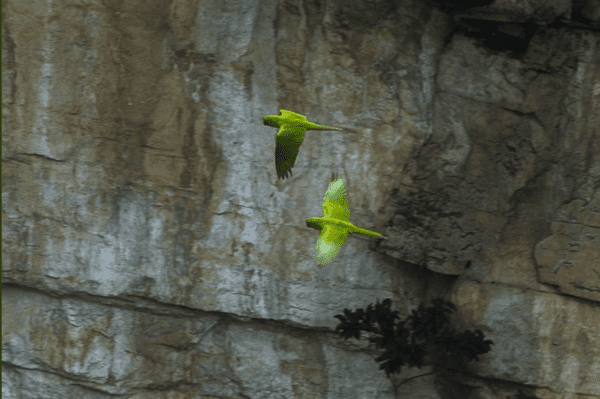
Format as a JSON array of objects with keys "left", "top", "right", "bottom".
[
  {"left": 263, "top": 109, "right": 342, "bottom": 179},
  {"left": 306, "top": 177, "right": 387, "bottom": 267}
]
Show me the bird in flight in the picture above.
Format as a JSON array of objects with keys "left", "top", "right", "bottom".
[
  {"left": 263, "top": 109, "right": 341, "bottom": 179},
  {"left": 306, "top": 176, "right": 387, "bottom": 267}
]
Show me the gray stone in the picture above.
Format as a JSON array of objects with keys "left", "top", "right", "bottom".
[{"left": 2, "top": 0, "right": 599, "bottom": 398}]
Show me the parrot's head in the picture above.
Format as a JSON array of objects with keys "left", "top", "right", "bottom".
[
  {"left": 263, "top": 115, "right": 280, "bottom": 128},
  {"left": 306, "top": 217, "right": 323, "bottom": 231}
]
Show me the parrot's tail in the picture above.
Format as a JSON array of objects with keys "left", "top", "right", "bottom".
[
  {"left": 348, "top": 226, "right": 387, "bottom": 239},
  {"left": 313, "top": 124, "right": 342, "bottom": 131}
]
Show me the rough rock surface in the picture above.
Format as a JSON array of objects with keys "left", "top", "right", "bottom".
[{"left": 2, "top": 0, "right": 599, "bottom": 398}]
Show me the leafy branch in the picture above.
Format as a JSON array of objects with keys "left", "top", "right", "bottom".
[{"left": 334, "top": 298, "right": 494, "bottom": 378}]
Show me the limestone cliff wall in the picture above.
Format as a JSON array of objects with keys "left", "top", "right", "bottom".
[{"left": 2, "top": 0, "right": 599, "bottom": 398}]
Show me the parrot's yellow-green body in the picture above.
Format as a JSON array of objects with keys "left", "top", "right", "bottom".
[
  {"left": 263, "top": 109, "right": 341, "bottom": 179},
  {"left": 306, "top": 178, "right": 387, "bottom": 267}
]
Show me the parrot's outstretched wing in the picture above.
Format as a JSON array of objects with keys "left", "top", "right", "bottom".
[
  {"left": 275, "top": 125, "right": 305, "bottom": 179},
  {"left": 316, "top": 224, "right": 349, "bottom": 267},
  {"left": 280, "top": 109, "right": 307, "bottom": 121},
  {"left": 322, "top": 178, "right": 350, "bottom": 222}
]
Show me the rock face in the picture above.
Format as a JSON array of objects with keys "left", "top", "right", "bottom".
[{"left": 2, "top": 0, "right": 599, "bottom": 398}]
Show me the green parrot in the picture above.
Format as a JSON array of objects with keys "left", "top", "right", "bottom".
[
  {"left": 306, "top": 177, "right": 387, "bottom": 267},
  {"left": 263, "top": 109, "right": 342, "bottom": 179}
]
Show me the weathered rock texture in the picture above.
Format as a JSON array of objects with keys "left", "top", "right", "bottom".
[{"left": 2, "top": 0, "right": 599, "bottom": 398}]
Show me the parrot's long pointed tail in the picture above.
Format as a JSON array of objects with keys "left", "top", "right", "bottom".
[
  {"left": 348, "top": 226, "right": 387, "bottom": 239},
  {"left": 312, "top": 123, "right": 342, "bottom": 131}
]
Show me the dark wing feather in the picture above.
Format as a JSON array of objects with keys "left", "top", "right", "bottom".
[{"left": 275, "top": 126, "right": 305, "bottom": 179}]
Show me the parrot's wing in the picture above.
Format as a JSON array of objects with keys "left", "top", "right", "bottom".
[
  {"left": 322, "top": 179, "right": 350, "bottom": 222},
  {"left": 275, "top": 125, "right": 305, "bottom": 179},
  {"left": 316, "top": 224, "right": 349, "bottom": 267},
  {"left": 280, "top": 109, "right": 307, "bottom": 121}
]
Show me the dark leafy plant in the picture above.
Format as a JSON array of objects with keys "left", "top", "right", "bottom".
[{"left": 334, "top": 298, "right": 494, "bottom": 377}]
